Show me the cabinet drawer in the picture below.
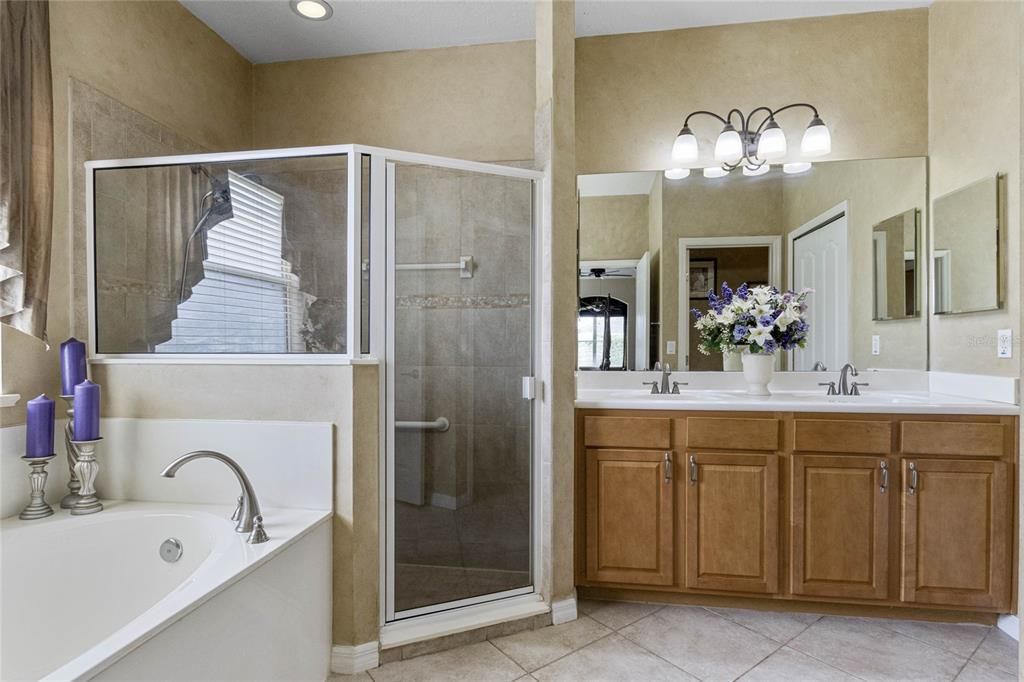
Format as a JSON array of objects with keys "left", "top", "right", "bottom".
[
  {"left": 686, "top": 417, "right": 780, "bottom": 451},
  {"left": 584, "top": 416, "right": 671, "bottom": 449},
  {"left": 901, "top": 421, "right": 1005, "bottom": 457},
  {"left": 794, "top": 419, "right": 891, "bottom": 454}
]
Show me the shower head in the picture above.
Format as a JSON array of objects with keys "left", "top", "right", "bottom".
[{"left": 201, "top": 176, "right": 234, "bottom": 231}]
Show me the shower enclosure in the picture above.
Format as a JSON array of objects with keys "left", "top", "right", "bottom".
[{"left": 86, "top": 146, "right": 541, "bottom": 624}]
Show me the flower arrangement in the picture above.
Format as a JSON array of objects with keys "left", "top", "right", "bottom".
[{"left": 691, "top": 282, "right": 811, "bottom": 356}]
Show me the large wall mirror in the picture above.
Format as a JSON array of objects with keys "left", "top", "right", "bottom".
[{"left": 577, "top": 157, "right": 928, "bottom": 372}]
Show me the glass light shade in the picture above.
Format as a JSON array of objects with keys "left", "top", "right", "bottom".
[
  {"left": 756, "top": 120, "right": 787, "bottom": 161},
  {"left": 671, "top": 126, "right": 700, "bottom": 163},
  {"left": 743, "top": 163, "right": 770, "bottom": 177},
  {"left": 664, "top": 168, "right": 690, "bottom": 180},
  {"left": 703, "top": 167, "right": 729, "bottom": 179},
  {"left": 714, "top": 124, "right": 744, "bottom": 164},
  {"left": 783, "top": 161, "right": 812, "bottom": 174},
  {"left": 800, "top": 116, "right": 831, "bottom": 157}
]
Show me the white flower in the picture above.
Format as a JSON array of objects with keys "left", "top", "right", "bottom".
[
  {"left": 732, "top": 298, "right": 753, "bottom": 313},
  {"left": 717, "top": 308, "right": 737, "bottom": 324},
  {"left": 752, "top": 286, "right": 773, "bottom": 304},
  {"left": 748, "top": 324, "right": 774, "bottom": 348},
  {"left": 751, "top": 302, "right": 772, "bottom": 319},
  {"left": 775, "top": 304, "right": 800, "bottom": 329}
]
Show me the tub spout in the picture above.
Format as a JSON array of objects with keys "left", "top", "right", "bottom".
[{"left": 160, "top": 450, "right": 268, "bottom": 544}]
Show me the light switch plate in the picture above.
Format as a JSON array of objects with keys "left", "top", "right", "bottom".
[
  {"left": 997, "top": 329, "right": 1012, "bottom": 358},
  {"left": 871, "top": 335, "right": 881, "bottom": 355},
  {"left": 667, "top": 341, "right": 677, "bottom": 355}
]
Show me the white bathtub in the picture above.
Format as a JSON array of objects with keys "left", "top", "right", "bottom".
[{"left": 1, "top": 501, "right": 331, "bottom": 681}]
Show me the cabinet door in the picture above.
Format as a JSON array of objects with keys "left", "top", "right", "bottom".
[
  {"left": 791, "top": 455, "right": 889, "bottom": 599},
  {"left": 586, "top": 449, "right": 674, "bottom": 585},
  {"left": 685, "top": 452, "right": 778, "bottom": 593},
  {"left": 901, "top": 459, "right": 1010, "bottom": 609}
]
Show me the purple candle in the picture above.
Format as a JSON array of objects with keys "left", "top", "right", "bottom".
[
  {"left": 25, "top": 394, "right": 56, "bottom": 457},
  {"left": 60, "top": 337, "right": 87, "bottom": 396},
  {"left": 73, "top": 380, "right": 101, "bottom": 441}
]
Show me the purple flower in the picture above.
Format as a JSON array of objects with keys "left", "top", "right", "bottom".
[
  {"left": 735, "top": 283, "right": 750, "bottom": 300},
  {"left": 762, "top": 339, "right": 778, "bottom": 354},
  {"left": 733, "top": 326, "right": 750, "bottom": 342},
  {"left": 758, "top": 315, "right": 775, "bottom": 327},
  {"left": 691, "top": 308, "right": 703, "bottom": 320},
  {"left": 720, "top": 282, "right": 733, "bottom": 304}
]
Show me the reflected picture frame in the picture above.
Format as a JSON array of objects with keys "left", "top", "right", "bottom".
[{"left": 689, "top": 258, "right": 717, "bottom": 298}]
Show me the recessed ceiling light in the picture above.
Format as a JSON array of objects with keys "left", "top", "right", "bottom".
[{"left": 290, "top": 0, "right": 332, "bottom": 20}]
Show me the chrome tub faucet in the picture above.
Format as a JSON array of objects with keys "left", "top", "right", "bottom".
[{"left": 160, "top": 450, "right": 269, "bottom": 544}]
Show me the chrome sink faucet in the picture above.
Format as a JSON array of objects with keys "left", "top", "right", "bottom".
[
  {"left": 643, "top": 365, "right": 688, "bottom": 394},
  {"left": 837, "top": 363, "right": 869, "bottom": 396},
  {"left": 160, "top": 450, "right": 269, "bottom": 544}
]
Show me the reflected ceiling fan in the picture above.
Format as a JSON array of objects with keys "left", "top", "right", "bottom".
[{"left": 579, "top": 266, "right": 634, "bottom": 279}]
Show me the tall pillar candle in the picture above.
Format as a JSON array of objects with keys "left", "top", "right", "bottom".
[
  {"left": 73, "top": 381, "right": 101, "bottom": 441},
  {"left": 26, "top": 395, "right": 56, "bottom": 457},
  {"left": 60, "top": 337, "right": 87, "bottom": 396}
]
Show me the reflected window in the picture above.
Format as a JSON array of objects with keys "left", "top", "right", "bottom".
[{"left": 578, "top": 295, "right": 627, "bottom": 370}]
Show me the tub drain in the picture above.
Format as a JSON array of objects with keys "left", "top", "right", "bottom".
[{"left": 160, "top": 537, "right": 183, "bottom": 563}]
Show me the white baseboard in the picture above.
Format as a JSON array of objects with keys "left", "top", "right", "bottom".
[
  {"left": 380, "top": 594, "right": 548, "bottom": 649},
  {"left": 331, "top": 642, "right": 379, "bottom": 675},
  {"left": 997, "top": 614, "right": 1020, "bottom": 641},
  {"left": 551, "top": 594, "right": 577, "bottom": 625}
]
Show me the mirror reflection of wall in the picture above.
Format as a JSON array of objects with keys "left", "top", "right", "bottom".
[
  {"left": 932, "top": 176, "right": 1002, "bottom": 315},
  {"left": 872, "top": 209, "right": 920, "bottom": 321},
  {"left": 577, "top": 157, "right": 928, "bottom": 372}
]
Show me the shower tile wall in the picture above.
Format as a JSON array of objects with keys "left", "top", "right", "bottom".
[{"left": 394, "top": 164, "right": 532, "bottom": 611}]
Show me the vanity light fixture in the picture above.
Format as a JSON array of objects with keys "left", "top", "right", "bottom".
[
  {"left": 670, "top": 103, "right": 830, "bottom": 176},
  {"left": 783, "top": 161, "right": 813, "bottom": 174},
  {"left": 703, "top": 167, "right": 730, "bottom": 179},
  {"left": 664, "top": 168, "right": 690, "bottom": 180},
  {"left": 290, "top": 0, "right": 333, "bottom": 20}
]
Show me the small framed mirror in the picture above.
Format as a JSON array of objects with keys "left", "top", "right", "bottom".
[
  {"left": 872, "top": 208, "right": 920, "bottom": 321},
  {"left": 932, "top": 175, "right": 1002, "bottom": 315}
]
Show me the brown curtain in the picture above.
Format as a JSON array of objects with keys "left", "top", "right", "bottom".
[{"left": 0, "top": 0, "right": 53, "bottom": 342}]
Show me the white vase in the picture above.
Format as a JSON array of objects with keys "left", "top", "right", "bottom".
[
  {"left": 722, "top": 350, "right": 742, "bottom": 372},
  {"left": 741, "top": 352, "right": 776, "bottom": 396}
]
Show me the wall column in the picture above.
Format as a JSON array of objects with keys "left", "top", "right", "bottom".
[{"left": 535, "top": 0, "right": 577, "bottom": 619}]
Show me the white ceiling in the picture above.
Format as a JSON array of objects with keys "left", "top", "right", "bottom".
[
  {"left": 181, "top": 0, "right": 931, "bottom": 65},
  {"left": 578, "top": 172, "right": 657, "bottom": 197}
]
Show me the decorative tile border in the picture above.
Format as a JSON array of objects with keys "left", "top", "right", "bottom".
[{"left": 397, "top": 294, "right": 530, "bottom": 309}]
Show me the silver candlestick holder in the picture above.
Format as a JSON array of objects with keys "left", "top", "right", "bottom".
[
  {"left": 60, "top": 394, "right": 82, "bottom": 509},
  {"left": 70, "top": 437, "right": 103, "bottom": 516},
  {"left": 20, "top": 455, "right": 57, "bottom": 520}
]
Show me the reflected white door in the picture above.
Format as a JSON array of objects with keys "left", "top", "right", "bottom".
[
  {"left": 635, "top": 251, "right": 650, "bottom": 371},
  {"left": 792, "top": 213, "right": 849, "bottom": 370}
]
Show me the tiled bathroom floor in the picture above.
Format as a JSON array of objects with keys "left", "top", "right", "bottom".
[{"left": 335, "top": 600, "right": 1019, "bottom": 682}]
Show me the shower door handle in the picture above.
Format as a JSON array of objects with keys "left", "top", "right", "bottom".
[
  {"left": 522, "top": 377, "right": 536, "bottom": 400},
  {"left": 396, "top": 418, "right": 450, "bottom": 432}
]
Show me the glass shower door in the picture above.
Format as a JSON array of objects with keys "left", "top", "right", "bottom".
[{"left": 386, "top": 160, "right": 534, "bottom": 619}]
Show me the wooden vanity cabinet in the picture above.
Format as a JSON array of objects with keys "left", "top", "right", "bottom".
[
  {"left": 790, "top": 454, "right": 890, "bottom": 600},
  {"left": 685, "top": 452, "right": 778, "bottom": 593},
  {"left": 901, "top": 458, "right": 1010, "bottom": 609},
  {"left": 576, "top": 409, "right": 1017, "bottom": 617},
  {"left": 585, "top": 448, "right": 675, "bottom": 586}
]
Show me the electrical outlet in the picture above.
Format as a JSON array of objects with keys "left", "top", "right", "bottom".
[
  {"left": 871, "top": 335, "right": 881, "bottom": 356},
  {"left": 997, "top": 329, "right": 1012, "bottom": 358},
  {"left": 667, "top": 340, "right": 677, "bottom": 355}
]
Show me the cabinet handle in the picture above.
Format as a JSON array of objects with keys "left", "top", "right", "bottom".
[
  {"left": 879, "top": 460, "right": 888, "bottom": 493},
  {"left": 663, "top": 452, "right": 672, "bottom": 483},
  {"left": 907, "top": 462, "right": 917, "bottom": 495},
  {"left": 688, "top": 455, "right": 697, "bottom": 485}
]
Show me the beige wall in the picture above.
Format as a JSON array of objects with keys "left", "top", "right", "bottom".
[
  {"left": 928, "top": 0, "right": 1021, "bottom": 377},
  {"left": 1, "top": 0, "right": 253, "bottom": 426},
  {"left": 576, "top": 9, "right": 929, "bottom": 173},
  {"left": 782, "top": 157, "right": 928, "bottom": 371},
  {"left": 578, "top": 194, "right": 649, "bottom": 261},
  {"left": 253, "top": 42, "right": 535, "bottom": 161}
]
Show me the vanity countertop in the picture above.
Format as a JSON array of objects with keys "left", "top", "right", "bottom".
[{"left": 575, "top": 388, "right": 1020, "bottom": 415}]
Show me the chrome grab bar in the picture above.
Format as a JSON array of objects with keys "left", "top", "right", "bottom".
[{"left": 396, "top": 417, "right": 450, "bottom": 432}]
